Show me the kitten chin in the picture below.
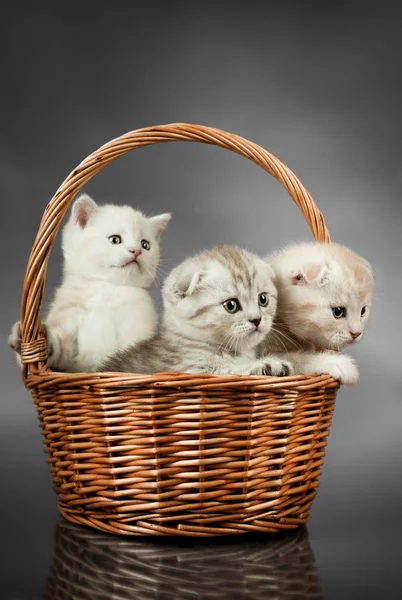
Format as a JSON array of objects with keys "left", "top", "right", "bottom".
[{"left": 102, "top": 245, "right": 292, "bottom": 377}]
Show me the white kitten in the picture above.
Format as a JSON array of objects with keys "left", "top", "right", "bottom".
[
  {"left": 8, "top": 194, "right": 171, "bottom": 372},
  {"left": 259, "top": 242, "right": 374, "bottom": 385},
  {"left": 102, "top": 246, "right": 294, "bottom": 377}
]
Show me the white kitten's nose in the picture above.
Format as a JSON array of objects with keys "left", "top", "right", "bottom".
[
  {"left": 129, "top": 249, "right": 142, "bottom": 259},
  {"left": 350, "top": 331, "right": 361, "bottom": 340}
]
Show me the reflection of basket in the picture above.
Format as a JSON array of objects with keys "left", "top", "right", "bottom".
[
  {"left": 20, "top": 124, "right": 339, "bottom": 536},
  {"left": 45, "top": 518, "right": 322, "bottom": 599}
]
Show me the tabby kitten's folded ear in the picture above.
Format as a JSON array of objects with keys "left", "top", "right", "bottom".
[
  {"left": 163, "top": 262, "right": 206, "bottom": 303},
  {"left": 174, "top": 269, "right": 206, "bottom": 298},
  {"left": 71, "top": 194, "right": 99, "bottom": 228}
]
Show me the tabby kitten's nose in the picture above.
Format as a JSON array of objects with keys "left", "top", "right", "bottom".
[
  {"left": 350, "top": 331, "right": 361, "bottom": 340},
  {"left": 249, "top": 318, "right": 261, "bottom": 328}
]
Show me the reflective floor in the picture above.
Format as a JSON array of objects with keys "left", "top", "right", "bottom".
[
  {"left": 44, "top": 519, "right": 321, "bottom": 599},
  {"left": 2, "top": 503, "right": 400, "bottom": 600},
  {"left": 45, "top": 519, "right": 321, "bottom": 600}
]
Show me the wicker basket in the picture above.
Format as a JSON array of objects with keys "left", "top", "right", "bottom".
[
  {"left": 20, "top": 124, "right": 339, "bottom": 537},
  {"left": 45, "top": 518, "right": 323, "bottom": 599}
]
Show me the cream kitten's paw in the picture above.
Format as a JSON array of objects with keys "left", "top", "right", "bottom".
[
  {"left": 253, "top": 357, "right": 294, "bottom": 377},
  {"left": 309, "top": 353, "right": 359, "bottom": 385},
  {"left": 8, "top": 321, "right": 22, "bottom": 354}
]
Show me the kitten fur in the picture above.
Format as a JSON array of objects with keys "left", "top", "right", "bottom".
[
  {"left": 102, "top": 246, "right": 293, "bottom": 377},
  {"left": 258, "top": 242, "right": 374, "bottom": 384},
  {"left": 8, "top": 194, "right": 171, "bottom": 372}
]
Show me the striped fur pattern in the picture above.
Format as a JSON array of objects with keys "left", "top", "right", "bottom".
[
  {"left": 258, "top": 242, "right": 374, "bottom": 385},
  {"left": 102, "top": 246, "right": 293, "bottom": 376}
]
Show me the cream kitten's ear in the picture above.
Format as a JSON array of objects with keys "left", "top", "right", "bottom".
[
  {"left": 150, "top": 213, "right": 171, "bottom": 240},
  {"left": 72, "top": 194, "right": 98, "bottom": 228},
  {"left": 291, "top": 264, "right": 330, "bottom": 287}
]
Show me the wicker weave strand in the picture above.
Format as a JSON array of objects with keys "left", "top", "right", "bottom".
[{"left": 19, "top": 124, "right": 338, "bottom": 536}]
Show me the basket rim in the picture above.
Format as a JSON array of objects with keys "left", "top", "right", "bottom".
[{"left": 25, "top": 369, "right": 338, "bottom": 393}]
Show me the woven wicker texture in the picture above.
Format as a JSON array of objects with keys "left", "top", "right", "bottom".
[
  {"left": 45, "top": 518, "right": 323, "bottom": 599},
  {"left": 19, "top": 124, "right": 338, "bottom": 536}
]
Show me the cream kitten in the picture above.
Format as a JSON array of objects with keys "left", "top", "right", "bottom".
[
  {"left": 102, "top": 246, "right": 293, "bottom": 376},
  {"left": 259, "top": 242, "right": 374, "bottom": 384},
  {"left": 8, "top": 194, "right": 171, "bottom": 372}
]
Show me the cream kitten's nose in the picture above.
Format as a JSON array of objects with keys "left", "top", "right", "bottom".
[
  {"left": 249, "top": 318, "right": 261, "bottom": 329},
  {"left": 129, "top": 249, "right": 142, "bottom": 259},
  {"left": 350, "top": 331, "right": 361, "bottom": 340}
]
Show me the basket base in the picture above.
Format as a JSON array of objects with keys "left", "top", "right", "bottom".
[{"left": 57, "top": 499, "right": 313, "bottom": 537}]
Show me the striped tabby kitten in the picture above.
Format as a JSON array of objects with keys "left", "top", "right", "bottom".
[
  {"left": 102, "top": 246, "right": 293, "bottom": 376},
  {"left": 258, "top": 242, "right": 374, "bottom": 384}
]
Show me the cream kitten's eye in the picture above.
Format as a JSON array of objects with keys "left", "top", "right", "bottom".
[
  {"left": 258, "top": 293, "right": 269, "bottom": 307},
  {"left": 108, "top": 235, "right": 122, "bottom": 245},
  {"left": 332, "top": 306, "right": 346, "bottom": 319},
  {"left": 141, "top": 239, "right": 151, "bottom": 251},
  {"left": 361, "top": 306, "right": 367, "bottom": 316},
  {"left": 223, "top": 298, "right": 241, "bottom": 314}
]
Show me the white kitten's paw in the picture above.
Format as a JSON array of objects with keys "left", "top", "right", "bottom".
[
  {"left": 8, "top": 321, "right": 22, "bottom": 354},
  {"left": 311, "top": 353, "right": 359, "bottom": 385},
  {"left": 253, "top": 357, "right": 294, "bottom": 377},
  {"left": 41, "top": 324, "right": 63, "bottom": 369},
  {"left": 41, "top": 323, "right": 54, "bottom": 358}
]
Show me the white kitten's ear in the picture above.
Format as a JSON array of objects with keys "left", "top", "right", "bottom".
[
  {"left": 150, "top": 213, "right": 171, "bottom": 239},
  {"left": 71, "top": 194, "right": 98, "bottom": 228},
  {"left": 291, "top": 264, "right": 330, "bottom": 287}
]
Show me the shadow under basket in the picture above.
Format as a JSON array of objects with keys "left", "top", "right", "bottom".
[{"left": 20, "top": 123, "right": 339, "bottom": 536}]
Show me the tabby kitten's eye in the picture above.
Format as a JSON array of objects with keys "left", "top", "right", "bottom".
[
  {"left": 361, "top": 306, "right": 367, "bottom": 316},
  {"left": 141, "top": 239, "right": 151, "bottom": 251},
  {"left": 332, "top": 306, "right": 346, "bottom": 319},
  {"left": 258, "top": 293, "right": 269, "bottom": 307},
  {"left": 108, "top": 235, "right": 122, "bottom": 245},
  {"left": 223, "top": 298, "right": 241, "bottom": 314}
]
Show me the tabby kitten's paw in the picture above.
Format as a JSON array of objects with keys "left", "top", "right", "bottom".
[
  {"left": 310, "top": 353, "right": 359, "bottom": 385},
  {"left": 253, "top": 357, "right": 294, "bottom": 377}
]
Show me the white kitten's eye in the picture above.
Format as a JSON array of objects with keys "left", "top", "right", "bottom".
[
  {"left": 361, "top": 306, "right": 367, "bottom": 317},
  {"left": 141, "top": 239, "right": 151, "bottom": 251},
  {"left": 332, "top": 306, "right": 346, "bottom": 319},
  {"left": 258, "top": 293, "right": 269, "bottom": 307},
  {"left": 223, "top": 298, "right": 241, "bottom": 314},
  {"left": 108, "top": 235, "right": 122, "bottom": 245}
]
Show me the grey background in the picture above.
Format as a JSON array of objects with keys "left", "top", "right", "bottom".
[{"left": 1, "top": 2, "right": 401, "bottom": 598}]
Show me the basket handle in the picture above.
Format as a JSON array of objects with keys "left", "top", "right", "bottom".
[{"left": 19, "top": 123, "right": 330, "bottom": 374}]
